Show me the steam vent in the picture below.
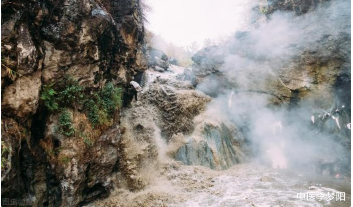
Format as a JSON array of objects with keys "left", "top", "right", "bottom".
[{"left": 1, "top": 0, "right": 351, "bottom": 206}]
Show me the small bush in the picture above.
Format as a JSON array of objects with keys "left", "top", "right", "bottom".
[
  {"left": 84, "top": 98, "right": 104, "bottom": 126},
  {"left": 41, "top": 83, "right": 59, "bottom": 112},
  {"left": 59, "top": 110, "right": 75, "bottom": 137},
  {"left": 41, "top": 77, "right": 83, "bottom": 112},
  {"left": 84, "top": 83, "right": 122, "bottom": 127},
  {"left": 101, "top": 82, "right": 123, "bottom": 116},
  {"left": 57, "top": 77, "right": 84, "bottom": 106}
]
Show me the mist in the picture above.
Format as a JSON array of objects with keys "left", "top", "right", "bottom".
[
  {"left": 194, "top": 0, "right": 351, "bottom": 173},
  {"left": 145, "top": 0, "right": 259, "bottom": 47}
]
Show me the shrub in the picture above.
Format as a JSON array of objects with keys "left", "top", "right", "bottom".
[
  {"left": 84, "top": 82, "right": 122, "bottom": 127},
  {"left": 101, "top": 82, "right": 123, "bottom": 116},
  {"left": 41, "top": 83, "right": 59, "bottom": 112},
  {"left": 84, "top": 98, "right": 103, "bottom": 126},
  {"left": 41, "top": 77, "right": 83, "bottom": 112},
  {"left": 59, "top": 110, "right": 75, "bottom": 137},
  {"left": 57, "top": 77, "right": 84, "bottom": 106}
]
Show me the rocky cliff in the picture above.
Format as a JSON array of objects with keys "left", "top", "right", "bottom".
[
  {"left": 1, "top": 0, "right": 351, "bottom": 206},
  {"left": 1, "top": 0, "right": 147, "bottom": 206}
]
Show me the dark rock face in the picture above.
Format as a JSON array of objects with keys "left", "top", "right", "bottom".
[{"left": 1, "top": 0, "right": 147, "bottom": 206}]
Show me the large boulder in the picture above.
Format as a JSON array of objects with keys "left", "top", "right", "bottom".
[
  {"left": 2, "top": 71, "right": 42, "bottom": 120},
  {"left": 144, "top": 82, "right": 211, "bottom": 140}
]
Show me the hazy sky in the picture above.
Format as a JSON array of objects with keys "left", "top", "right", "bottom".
[{"left": 145, "top": 0, "right": 251, "bottom": 47}]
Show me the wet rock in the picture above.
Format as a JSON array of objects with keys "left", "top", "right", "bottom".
[
  {"left": 175, "top": 139, "right": 216, "bottom": 169},
  {"left": 175, "top": 121, "right": 249, "bottom": 170}
]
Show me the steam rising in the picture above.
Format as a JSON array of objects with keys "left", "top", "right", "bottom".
[{"left": 195, "top": 0, "right": 351, "bottom": 172}]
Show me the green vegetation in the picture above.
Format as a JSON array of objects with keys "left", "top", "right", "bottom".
[
  {"left": 101, "top": 82, "right": 123, "bottom": 115},
  {"left": 84, "top": 82, "right": 122, "bottom": 127},
  {"left": 1, "top": 141, "right": 11, "bottom": 170},
  {"left": 82, "top": 133, "right": 94, "bottom": 148},
  {"left": 41, "top": 83, "right": 59, "bottom": 112},
  {"left": 59, "top": 110, "right": 75, "bottom": 137},
  {"left": 84, "top": 98, "right": 110, "bottom": 127},
  {"left": 41, "top": 76, "right": 122, "bottom": 135},
  {"left": 57, "top": 79, "right": 83, "bottom": 106},
  {"left": 41, "top": 76, "right": 84, "bottom": 112}
]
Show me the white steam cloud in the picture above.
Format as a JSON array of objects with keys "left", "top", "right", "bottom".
[{"left": 195, "top": 0, "right": 351, "bottom": 172}]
